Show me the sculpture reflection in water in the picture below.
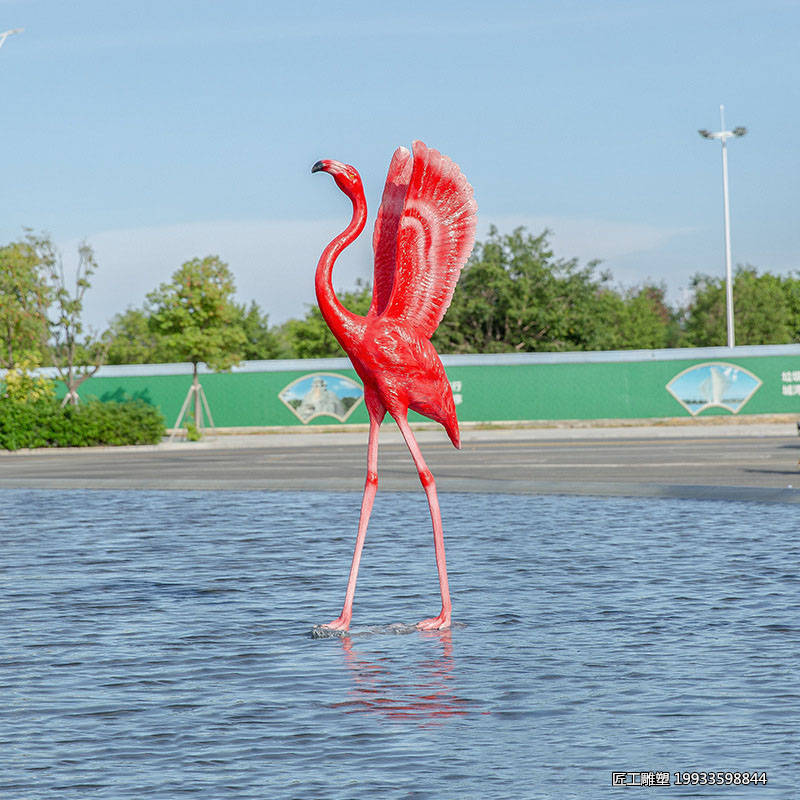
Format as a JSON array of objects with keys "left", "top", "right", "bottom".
[
  {"left": 330, "top": 630, "right": 482, "bottom": 725},
  {"left": 311, "top": 142, "right": 477, "bottom": 632}
]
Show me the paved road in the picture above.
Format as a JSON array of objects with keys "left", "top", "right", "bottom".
[{"left": 2, "top": 423, "right": 799, "bottom": 502}]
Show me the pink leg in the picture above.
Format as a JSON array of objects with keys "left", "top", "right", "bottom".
[
  {"left": 322, "top": 410, "right": 382, "bottom": 630},
  {"left": 395, "top": 415, "right": 452, "bottom": 630}
]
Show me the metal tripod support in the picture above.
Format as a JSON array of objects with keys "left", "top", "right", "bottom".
[{"left": 169, "top": 369, "right": 215, "bottom": 441}]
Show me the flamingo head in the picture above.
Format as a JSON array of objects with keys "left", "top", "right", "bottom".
[{"left": 311, "top": 159, "right": 362, "bottom": 196}]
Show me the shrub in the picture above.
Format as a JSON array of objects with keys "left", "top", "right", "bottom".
[
  {"left": 0, "top": 396, "right": 165, "bottom": 450},
  {"left": 1, "top": 362, "right": 56, "bottom": 404}
]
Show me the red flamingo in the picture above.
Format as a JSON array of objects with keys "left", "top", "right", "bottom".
[{"left": 311, "top": 141, "right": 477, "bottom": 631}]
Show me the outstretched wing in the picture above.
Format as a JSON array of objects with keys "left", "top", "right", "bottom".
[
  {"left": 370, "top": 145, "right": 413, "bottom": 317},
  {"left": 371, "top": 141, "right": 477, "bottom": 336}
]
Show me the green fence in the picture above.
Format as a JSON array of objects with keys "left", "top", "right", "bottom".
[{"left": 38, "top": 345, "right": 800, "bottom": 429}]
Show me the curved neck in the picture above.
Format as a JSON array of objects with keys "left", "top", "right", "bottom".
[{"left": 315, "top": 183, "right": 368, "bottom": 341}]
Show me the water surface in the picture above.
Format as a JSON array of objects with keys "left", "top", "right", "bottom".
[{"left": 2, "top": 490, "right": 798, "bottom": 798}]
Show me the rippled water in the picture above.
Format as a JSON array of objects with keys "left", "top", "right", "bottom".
[{"left": 2, "top": 489, "right": 798, "bottom": 799}]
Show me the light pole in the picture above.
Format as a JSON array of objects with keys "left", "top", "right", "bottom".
[
  {"left": 699, "top": 105, "right": 747, "bottom": 348},
  {"left": 0, "top": 28, "right": 24, "bottom": 49}
]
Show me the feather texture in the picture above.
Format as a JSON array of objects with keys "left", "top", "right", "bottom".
[
  {"left": 370, "top": 146, "right": 413, "bottom": 317},
  {"left": 371, "top": 141, "right": 477, "bottom": 337}
]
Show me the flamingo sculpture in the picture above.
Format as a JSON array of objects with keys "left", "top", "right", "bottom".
[{"left": 312, "top": 141, "right": 477, "bottom": 631}]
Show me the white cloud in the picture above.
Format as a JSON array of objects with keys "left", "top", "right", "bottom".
[
  {"left": 481, "top": 214, "right": 693, "bottom": 263},
  {"left": 479, "top": 215, "right": 701, "bottom": 303},
  {"left": 68, "top": 213, "right": 692, "bottom": 333},
  {"left": 67, "top": 218, "right": 374, "bottom": 332}
]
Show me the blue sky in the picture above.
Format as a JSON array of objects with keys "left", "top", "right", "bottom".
[{"left": 1, "top": 0, "right": 798, "bottom": 331}]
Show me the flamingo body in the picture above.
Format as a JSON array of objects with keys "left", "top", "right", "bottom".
[
  {"left": 350, "top": 316, "right": 460, "bottom": 449},
  {"left": 312, "top": 141, "right": 476, "bottom": 630}
]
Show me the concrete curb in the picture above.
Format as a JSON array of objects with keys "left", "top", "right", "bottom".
[{"left": 2, "top": 418, "right": 797, "bottom": 457}]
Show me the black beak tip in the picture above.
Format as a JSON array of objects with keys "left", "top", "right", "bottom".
[{"left": 311, "top": 160, "right": 325, "bottom": 174}]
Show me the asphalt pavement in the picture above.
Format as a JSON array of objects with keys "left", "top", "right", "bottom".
[{"left": 2, "top": 420, "right": 799, "bottom": 502}]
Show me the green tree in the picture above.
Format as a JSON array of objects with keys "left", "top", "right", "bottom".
[
  {"left": 280, "top": 280, "right": 372, "bottom": 358},
  {"left": 433, "top": 226, "right": 602, "bottom": 353},
  {"left": 433, "top": 226, "right": 676, "bottom": 353},
  {"left": 683, "top": 266, "right": 799, "bottom": 346},
  {"left": 147, "top": 256, "right": 247, "bottom": 370},
  {"left": 48, "top": 240, "right": 110, "bottom": 405},
  {"left": 785, "top": 273, "right": 800, "bottom": 341},
  {"left": 147, "top": 256, "right": 247, "bottom": 432},
  {"left": 234, "top": 300, "right": 281, "bottom": 360},
  {"left": 590, "top": 284, "right": 682, "bottom": 350},
  {"left": 106, "top": 299, "right": 279, "bottom": 365},
  {"left": 105, "top": 306, "right": 167, "bottom": 365},
  {"left": 0, "top": 233, "right": 52, "bottom": 368}
]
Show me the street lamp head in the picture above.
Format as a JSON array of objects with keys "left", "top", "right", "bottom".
[
  {"left": 732, "top": 126, "right": 747, "bottom": 137},
  {"left": 698, "top": 129, "right": 713, "bottom": 139}
]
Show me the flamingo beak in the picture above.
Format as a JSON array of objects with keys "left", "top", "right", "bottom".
[{"left": 311, "top": 160, "right": 328, "bottom": 174}]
